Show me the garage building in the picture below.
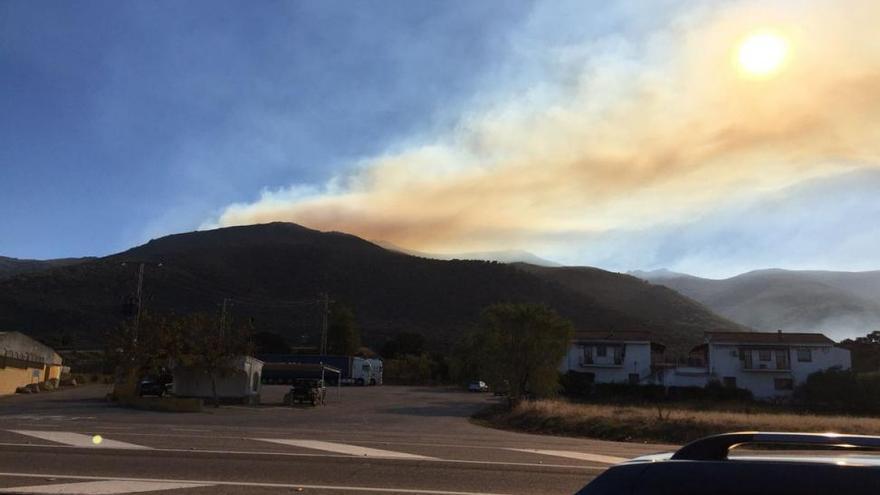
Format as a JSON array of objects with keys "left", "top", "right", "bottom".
[{"left": 0, "top": 331, "right": 64, "bottom": 395}]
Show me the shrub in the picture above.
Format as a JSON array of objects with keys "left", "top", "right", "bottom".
[
  {"left": 560, "top": 372, "right": 753, "bottom": 403},
  {"left": 794, "top": 368, "right": 880, "bottom": 413}
]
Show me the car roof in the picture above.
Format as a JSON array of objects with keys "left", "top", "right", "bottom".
[{"left": 626, "top": 432, "right": 880, "bottom": 467}]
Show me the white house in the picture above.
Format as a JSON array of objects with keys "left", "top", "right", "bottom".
[
  {"left": 679, "top": 331, "right": 851, "bottom": 399},
  {"left": 559, "top": 331, "right": 666, "bottom": 384},
  {"left": 173, "top": 355, "right": 264, "bottom": 404}
]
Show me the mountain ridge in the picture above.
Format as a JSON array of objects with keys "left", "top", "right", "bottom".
[
  {"left": 0, "top": 222, "right": 735, "bottom": 355},
  {"left": 633, "top": 268, "right": 880, "bottom": 340}
]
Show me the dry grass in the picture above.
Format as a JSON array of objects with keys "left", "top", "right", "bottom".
[{"left": 476, "top": 400, "right": 880, "bottom": 444}]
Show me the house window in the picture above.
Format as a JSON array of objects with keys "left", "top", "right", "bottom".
[
  {"left": 797, "top": 348, "right": 812, "bottom": 362},
  {"left": 730, "top": 349, "right": 738, "bottom": 357},
  {"left": 759, "top": 350, "right": 772, "bottom": 361},
  {"left": 252, "top": 372, "right": 260, "bottom": 392},
  {"left": 774, "top": 378, "right": 794, "bottom": 390},
  {"left": 597, "top": 345, "right": 607, "bottom": 357},
  {"left": 582, "top": 346, "right": 593, "bottom": 364},
  {"left": 776, "top": 350, "right": 790, "bottom": 370},
  {"left": 628, "top": 373, "right": 639, "bottom": 384},
  {"left": 723, "top": 376, "right": 737, "bottom": 388},
  {"left": 613, "top": 346, "right": 624, "bottom": 365}
]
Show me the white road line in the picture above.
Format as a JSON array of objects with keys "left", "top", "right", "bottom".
[
  {"left": 0, "top": 480, "right": 211, "bottom": 494},
  {"left": 0, "top": 441, "right": 605, "bottom": 471},
  {"left": 253, "top": 438, "right": 436, "bottom": 460},
  {"left": 0, "top": 473, "right": 506, "bottom": 495},
  {"left": 9, "top": 431, "right": 151, "bottom": 450},
  {"left": 507, "top": 449, "right": 627, "bottom": 464}
]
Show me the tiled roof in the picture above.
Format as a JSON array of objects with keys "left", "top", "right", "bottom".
[
  {"left": 705, "top": 331, "right": 834, "bottom": 345},
  {"left": 573, "top": 331, "right": 658, "bottom": 343}
]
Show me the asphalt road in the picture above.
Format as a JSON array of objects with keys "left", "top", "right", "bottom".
[{"left": 0, "top": 384, "right": 675, "bottom": 494}]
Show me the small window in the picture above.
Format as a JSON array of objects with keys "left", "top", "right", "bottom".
[
  {"left": 730, "top": 349, "right": 738, "bottom": 357},
  {"left": 797, "top": 348, "right": 812, "bottom": 362},
  {"left": 582, "top": 346, "right": 593, "bottom": 364},
  {"left": 723, "top": 376, "right": 737, "bottom": 388},
  {"left": 597, "top": 345, "right": 607, "bottom": 357},
  {"left": 774, "top": 378, "right": 794, "bottom": 390},
  {"left": 628, "top": 373, "right": 639, "bottom": 384},
  {"left": 759, "top": 350, "right": 772, "bottom": 361}
]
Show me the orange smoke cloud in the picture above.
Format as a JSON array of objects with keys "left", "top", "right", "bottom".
[{"left": 209, "top": 0, "right": 880, "bottom": 256}]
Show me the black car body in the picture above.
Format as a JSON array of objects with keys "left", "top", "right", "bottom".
[{"left": 576, "top": 432, "right": 880, "bottom": 495}]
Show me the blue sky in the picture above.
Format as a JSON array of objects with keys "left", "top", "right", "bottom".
[{"left": 2, "top": 0, "right": 879, "bottom": 278}]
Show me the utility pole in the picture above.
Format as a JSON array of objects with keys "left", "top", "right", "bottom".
[
  {"left": 320, "top": 292, "right": 333, "bottom": 355},
  {"left": 133, "top": 262, "right": 145, "bottom": 345},
  {"left": 219, "top": 298, "right": 229, "bottom": 338}
]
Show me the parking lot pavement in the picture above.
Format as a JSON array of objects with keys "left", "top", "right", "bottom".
[{"left": 0, "top": 385, "right": 675, "bottom": 494}]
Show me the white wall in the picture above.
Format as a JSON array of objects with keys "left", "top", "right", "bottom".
[
  {"left": 708, "top": 344, "right": 851, "bottom": 399},
  {"left": 560, "top": 342, "right": 653, "bottom": 383},
  {"left": 663, "top": 367, "right": 711, "bottom": 388},
  {"left": 173, "top": 356, "right": 263, "bottom": 399}
]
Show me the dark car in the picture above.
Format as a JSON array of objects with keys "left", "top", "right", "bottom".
[
  {"left": 137, "top": 373, "right": 173, "bottom": 397},
  {"left": 576, "top": 432, "right": 880, "bottom": 495}
]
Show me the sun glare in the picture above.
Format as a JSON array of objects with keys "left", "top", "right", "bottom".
[{"left": 737, "top": 30, "right": 789, "bottom": 78}]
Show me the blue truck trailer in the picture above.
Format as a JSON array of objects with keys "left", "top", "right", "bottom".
[{"left": 259, "top": 354, "right": 382, "bottom": 385}]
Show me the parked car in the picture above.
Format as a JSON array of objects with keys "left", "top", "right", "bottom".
[
  {"left": 468, "top": 380, "right": 489, "bottom": 392},
  {"left": 138, "top": 373, "right": 173, "bottom": 397},
  {"left": 137, "top": 379, "right": 172, "bottom": 397},
  {"left": 492, "top": 380, "right": 510, "bottom": 396},
  {"left": 576, "top": 432, "right": 880, "bottom": 495}
]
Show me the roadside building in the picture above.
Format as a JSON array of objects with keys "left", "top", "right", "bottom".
[
  {"left": 172, "top": 355, "right": 263, "bottom": 404},
  {"left": 559, "top": 331, "right": 666, "bottom": 384},
  {"left": 683, "top": 331, "right": 851, "bottom": 399},
  {"left": 0, "top": 331, "right": 64, "bottom": 395}
]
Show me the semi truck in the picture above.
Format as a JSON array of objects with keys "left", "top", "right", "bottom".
[{"left": 259, "top": 354, "right": 382, "bottom": 385}]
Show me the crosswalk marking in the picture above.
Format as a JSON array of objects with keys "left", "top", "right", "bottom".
[
  {"left": 9, "top": 431, "right": 151, "bottom": 450},
  {"left": 507, "top": 448, "right": 627, "bottom": 464},
  {"left": 253, "top": 438, "right": 436, "bottom": 460},
  {"left": 0, "top": 480, "right": 211, "bottom": 494},
  {"left": 0, "top": 473, "right": 507, "bottom": 495}
]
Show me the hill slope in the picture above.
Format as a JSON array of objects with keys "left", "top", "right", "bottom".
[
  {"left": 0, "top": 256, "right": 93, "bottom": 280},
  {"left": 515, "top": 264, "right": 746, "bottom": 355},
  {"left": 633, "top": 269, "right": 880, "bottom": 340},
  {"left": 0, "top": 223, "right": 732, "bottom": 354}
]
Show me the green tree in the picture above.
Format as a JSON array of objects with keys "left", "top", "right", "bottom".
[
  {"left": 463, "top": 303, "right": 573, "bottom": 405},
  {"left": 106, "top": 311, "right": 184, "bottom": 397},
  {"left": 178, "top": 313, "right": 254, "bottom": 407},
  {"left": 327, "top": 304, "right": 360, "bottom": 355}
]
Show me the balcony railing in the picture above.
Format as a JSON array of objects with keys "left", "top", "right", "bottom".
[
  {"left": 579, "top": 358, "right": 624, "bottom": 368},
  {"left": 742, "top": 362, "right": 791, "bottom": 371}
]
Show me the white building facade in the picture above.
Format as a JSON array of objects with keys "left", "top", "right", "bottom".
[
  {"left": 559, "top": 331, "right": 665, "bottom": 384},
  {"left": 675, "top": 331, "right": 852, "bottom": 399}
]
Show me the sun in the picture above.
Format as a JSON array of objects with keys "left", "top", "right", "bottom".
[{"left": 736, "top": 30, "right": 789, "bottom": 78}]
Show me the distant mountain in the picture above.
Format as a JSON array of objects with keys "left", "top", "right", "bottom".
[
  {"left": 0, "top": 223, "right": 730, "bottom": 354},
  {"left": 373, "top": 241, "right": 561, "bottom": 267},
  {"left": 516, "top": 264, "right": 746, "bottom": 355},
  {"left": 627, "top": 268, "right": 690, "bottom": 280},
  {"left": 0, "top": 256, "right": 94, "bottom": 280},
  {"left": 632, "top": 268, "right": 880, "bottom": 341}
]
